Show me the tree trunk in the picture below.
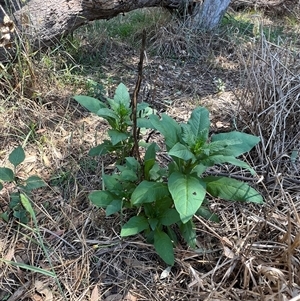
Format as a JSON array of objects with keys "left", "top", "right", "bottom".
[
  {"left": 0, "top": 0, "right": 231, "bottom": 60},
  {"left": 191, "top": 0, "right": 231, "bottom": 30}
]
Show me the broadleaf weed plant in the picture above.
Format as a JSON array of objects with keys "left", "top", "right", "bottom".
[
  {"left": 0, "top": 146, "right": 46, "bottom": 223},
  {"left": 74, "top": 83, "right": 263, "bottom": 265}
]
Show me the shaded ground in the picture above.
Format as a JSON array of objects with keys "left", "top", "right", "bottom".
[{"left": 0, "top": 9, "right": 300, "bottom": 301}]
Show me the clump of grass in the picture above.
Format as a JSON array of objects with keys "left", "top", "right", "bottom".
[
  {"left": 75, "top": 8, "right": 171, "bottom": 49},
  {"left": 236, "top": 36, "right": 300, "bottom": 180}
]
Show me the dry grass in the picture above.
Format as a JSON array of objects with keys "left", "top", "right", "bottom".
[{"left": 1, "top": 7, "right": 300, "bottom": 301}]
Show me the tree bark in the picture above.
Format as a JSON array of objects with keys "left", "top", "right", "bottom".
[
  {"left": 0, "top": 0, "right": 231, "bottom": 60},
  {"left": 191, "top": 0, "right": 231, "bottom": 29}
]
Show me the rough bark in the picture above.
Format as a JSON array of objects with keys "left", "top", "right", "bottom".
[
  {"left": 191, "top": 0, "right": 231, "bottom": 29},
  {"left": 0, "top": 0, "right": 231, "bottom": 60}
]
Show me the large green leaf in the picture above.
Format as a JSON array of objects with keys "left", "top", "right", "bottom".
[
  {"left": 187, "top": 107, "right": 210, "bottom": 140},
  {"left": 121, "top": 216, "right": 149, "bottom": 237},
  {"left": 113, "top": 83, "right": 131, "bottom": 108},
  {"left": 108, "top": 130, "right": 129, "bottom": 145},
  {"left": 89, "top": 191, "right": 114, "bottom": 208},
  {"left": 73, "top": 95, "right": 106, "bottom": 114},
  {"left": 0, "top": 167, "right": 14, "bottom": 182},
  {"left": 203, "top": 176, "right": 263, "bottom": 204},
  {"left": 211, "top": 131, "right": 260, "bottom": 157},
  {"left": 131, "top": 181, "right": 170, "bottom": 205},
  {"left": 168, "top": 172, "right": 206, "bottom": 223},
  {"left": 9, "top": 146, "right": 25, "bottom": 167},
  {"left": 201, "top": 155, "right": 256, "bottom": 175},
  {"left": 169, "top": 142, "right": 196, "bottom": 161},
  {"left": 154, "top": 230, "right": 174, "bottom": 266},
  {"left": 149, "top": 114, "right": 181, "bottom": 150}
]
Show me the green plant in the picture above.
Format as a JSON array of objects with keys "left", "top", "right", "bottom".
[
  {"left": 75, "top": 83, "right": 263, "bottom": 265},
  {"left": 0, "top": 146, "right": 46, "bottom": 223},
  {"left": 74, "top": 83, "right": 154, "bottom": 162}
]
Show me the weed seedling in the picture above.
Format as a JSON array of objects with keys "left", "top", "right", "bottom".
[{"left": 0, "top": 146, "right": 46, "bottom": 223}]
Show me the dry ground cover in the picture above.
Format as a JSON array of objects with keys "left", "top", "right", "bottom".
[{"left": 0, "top": 7, "right": 300, "bottom": 301}]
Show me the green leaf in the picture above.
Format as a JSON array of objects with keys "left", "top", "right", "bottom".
[
  {"left": 201, "top": 155, "right": 256, "bottom": 175},
  {"left": 13, "top": 209, "right": 28, "bottom": 224},
  {"left": 144, "top": 143, "right": 158, "bottom": 180},
  {"left": 24, "top": 176, "right": 46, "bottom": 191},
  {"left": 0, "top": 212, "right": 9, "bottom": 222},
  {"left": 137, "top": 118, "right": 153, "bottom": 129},
  {"left": 160, "top": 209, "right": 180, "bottom": 226},
  {"left": 0, "top": 259, "right": 56, "bottom": 277},
  {"left": 131, "top": 181, "right": 170, "bottom": 205},
  {"left": 166, "top": 226, "right": 178, "bottom": 246},
  {"left": 120, "top": 169, "right": 138, "bottom": 182},
  {"left": 211, "top": 131, "right": 260, "bottom": 157},
  {"left": 149, "top": 114, "right": 181, "bottom": 150},
  {"left": 196, "top": 206, "right": 220, "bottom": 222},
  {"left": 148, "top": 218, "right": 159, "bottom": 230},
  {"left": 114, "top": 83, "right": 131, "bottom": 108},
  {"left": 97, "top": 108, "right": 118, "bottom": 120},
  {"left": 187, "top": 107, "right": 210, "bottom": 140},
  {"left": 203, "top": 176, "right": 263, "bottom": 204},
  {"left": 102, "top": 174, "right": 122, "bottom": 192},
  {"left": 0, "top": 167, "right": 14, "bottom": 182},
  {"left": 149, "top": 163, "right": 162, "bottom": 181},
  {"left": 191, "top": 164, "right": 207, "bottom": 176},
  {"left": 125, "top": 157, "right": 140, "bottom": 171},
  {"left": 0, "top": 182, "right": 3, "bottom": 191},
  {"left": 9, "top": 146, "right": 25, "bottom": 167},
  {"left": 144, "top": 143, "right": 158, "bottom": 162},
  {"left": 9, "top": 192, "right": 20, "bottom": 209},
  {"left": 20, "top": 193, "right": 36, "bottom": 220},
  {"left": 121, "top": 216, "right": 149, "bottom": 237},
  {"left": 169, "top": 142, "right": 196, "bottom": 161},
  {"left": 73, "top": 95, "right": 106, "bottom": 114},
  {"left": 168, "top": 172, "right": 206, "bottom": 223},
  {"left": 106, "top": 199, "right": 122, "bottom": 216},
  {"left": 88, "top": 141, "right": 112, "bottom": 156},
  {"left": 108, "top": 130, "right": 129, "bottom": 145},
  {"left": 154, "top": 230, "right": 174, "bottom": 266},
  {"left": 179, "top": 220, "right": 196, "bottom": 248},
  {"left": 89, "top": 191, "right": 114, "bottom": 208}
]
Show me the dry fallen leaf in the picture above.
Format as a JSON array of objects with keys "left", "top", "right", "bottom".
[
  {"left": 34, "top": 280, "right": 53, "bottom": 301},
  {"left": 257, "top": 265, "right": 286, "bottom": 284},
  {"left": 160, "top": 266, "right": 171, "bottom": 279},
  {"left": 123, "top": 291, "right": 137, "bottom": 301},
  {"left": 90, "top": 285, "right": 99, "bottom": 301}
]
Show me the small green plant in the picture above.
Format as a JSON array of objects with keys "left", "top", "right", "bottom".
[
  {"left": 0, "top": 146, "right": 46, "bottom": 223},
  {"left": 75, "top": 83, "right": 263, "bottom": 265},
  {"left": 74, "top": 83, "right": 154, "bottom": 161}
]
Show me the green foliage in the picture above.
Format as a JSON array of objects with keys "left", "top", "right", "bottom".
[
  {"left": 76, "top": 83, "right": 263, "bottom": 265},
  {"left": 0, "top": 146, "right": 46, "bottom": 224},
  {"left": 74, "top": 83, "right": 154, "bottom": 161}
]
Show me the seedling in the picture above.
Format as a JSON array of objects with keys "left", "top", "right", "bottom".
[{"left": 0, "top": 146, "right": 46, "bottom": 223}]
